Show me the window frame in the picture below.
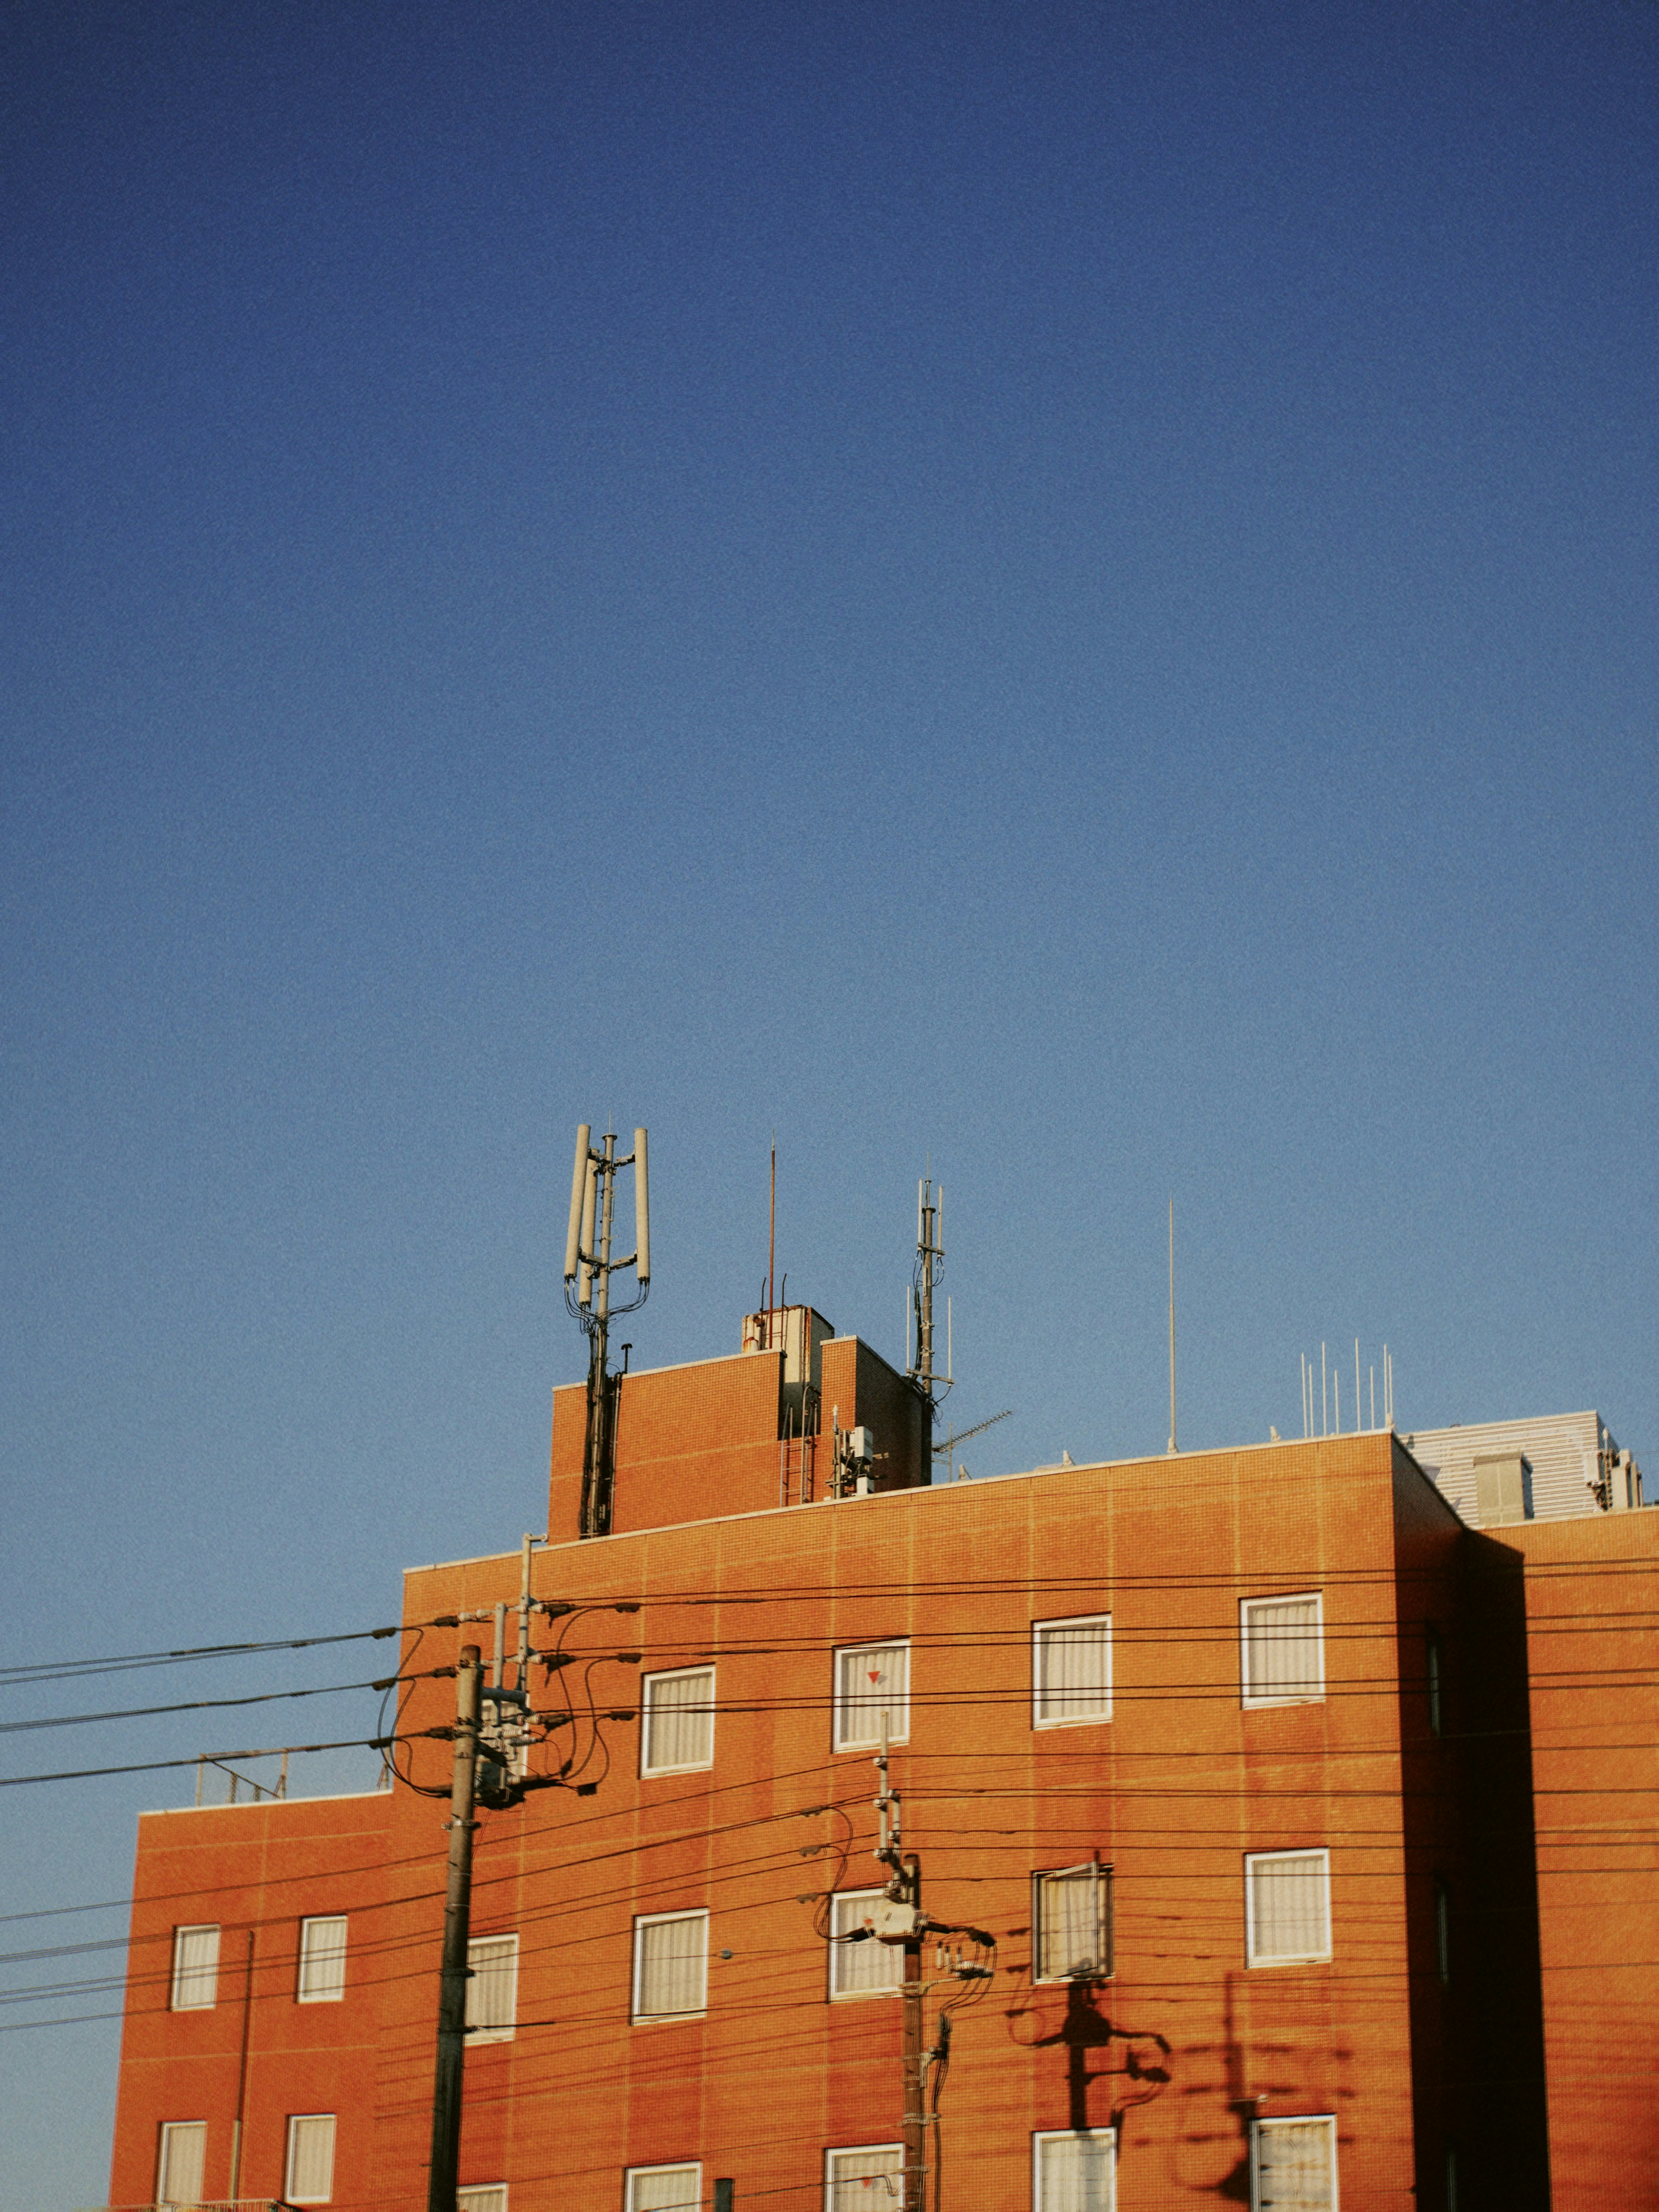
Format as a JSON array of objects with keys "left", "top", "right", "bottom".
[
  {"left": 156, "top": 2120, "right": 207, "bottom": 2206},
  {"left": 1032, "top": 2125, "right": 1118, "bottom": 2212},
  {"left": 1249, "top": 2113, "right": 1339, "bottom": 2212},
  {"left": 640, "top": 1664, "right": 717, "bottom": 1778},
  {"left": 465, "top": 1931, "right": 519, "bottom": 2044},
  {"left": 631, "top": 1907, "right": 710, "bottom": 2023},
  {"left": 284, "top": 2112, "right": 337, "bottom": 2206},
  {"left": 1032, "top": 1862, "right": 1114, "bottom": 1983},
  {"left": 1032, "top": 1614, "right": 1113, "bottom": 1730},
  {"left": 624, "top": 2162, "right": 702, "bottom": 2211},
  {"left": 832, "top": 1640, "right": 911, "bottom": 1753},
  {"left": 1239, "top": 1592, "right": 1325, "bottom": 1709},
  {"left": 1244, "top": 1849, "right": 1332, "bottom": 1968},
  {"left": 825, "top": 2142, "right": 905, "bottom": 2209},
  {"left": 297, "top": 1914, "right": 348, "bottom": 2004},
  {"left": 169, "top": 1923, "right": 220, "bottom": 2011},
  {"left": 828, "top": 1888, "right": 905, "bottom": 2001},
  {"left": 1426, "top": 1627, "right": 1443, "bottom": 1737}
]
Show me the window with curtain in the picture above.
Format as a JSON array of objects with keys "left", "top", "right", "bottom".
[
  {"left": 826, "top": 2143, "right": 903, "bottom": 2208},
  {"left": 457, "top": 2189, "right": 506, "bottom": 2212},
  {"left": 632, "top": 1910, "right": 709, "bottom": 2020},
  {"left": 1251, "top": 2116, "right": 1337, "bottom": 2211},
  {"left": 297, "top": 1915, "right": 347, "bottom": 2003},
  {"left": 285, "top": 2113, "right": 336, "bottom": 2204},
  {"left": 830, "top": 1891, "right": 904, "bottom": 1998},
  {"left": 625, "top": 2164, "right": 702, "bottom": 2210},
  {"left": 1034, "top": 2128, "right": 1116, "bottom": 2212},
  {"left": 156, "top": 2121, "right": 206, "bottom": 2206},
  {"left": 1240, "top": 1595, "right": 1324, "bottom": 1706},
  {"left": 1033, "top": 1615, "right": 1112, "bottom": 1726},
  {"left": 642, "top": 1667, "right": 715, "bottom": 1775},
  {"left": 833, "top": 1642, "right": 909, "bottom": 1751},
  {"left": 1246, "top": 1851, "right": 1331, "bottom": 1966},
  {"left": 1034, "top": 1865, "right": 1112, "bottom": 1981},
  {"left": 170, "top": 1924, "right": 219, "bottom": 2010},
  {"left": 466, "top": 1933, "right": 518, "bottom": 2041}
]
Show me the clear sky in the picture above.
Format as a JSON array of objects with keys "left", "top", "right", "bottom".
[{"left": 2, "top": 3, "right": 1656, "bottom": 2202}]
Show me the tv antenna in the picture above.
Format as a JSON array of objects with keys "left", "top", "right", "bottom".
[{"left": 563, "top": 1123, "right": 650, "bottom": 1538}]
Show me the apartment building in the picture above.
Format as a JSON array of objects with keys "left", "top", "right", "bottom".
[{"left": 107, "top": 1305, "right": 1657, "bottom": 2210}]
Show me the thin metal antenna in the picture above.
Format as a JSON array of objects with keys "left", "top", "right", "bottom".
[
  {"left": 1166, "top": 1198, "right": 1177, "bottom": 1454},
  {"left": 1322, "top": 1343, "right": 1328, "bottom": 1437},
  {"left": 1370, "top": 1364, "right": 1376, "bottom": 1430},
  {"left": 768, "top": 1135, "right": 776, "bottom": 1338},
  {"left": 1355, "top": 1340, "right": 1361, "bottom": 1437}
]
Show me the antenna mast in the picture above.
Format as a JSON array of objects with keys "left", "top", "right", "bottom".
[
  {"left": 1166, "top": 1197, "right": 1177, "bottom": 1455},
  {"left": 563, "top": 1123, "right": 651, "bottom": 1538},
  {"left": 907, "top": 1175, "right": 952, "bottom": 1472}
]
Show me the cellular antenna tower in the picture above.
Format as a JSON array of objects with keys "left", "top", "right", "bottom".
[
  {"left": 906, "top": 1176, "right": 953, "bottom": 1470},
  {"left": 563, "top": 1123, "right": 650, "bottom": 1538}
]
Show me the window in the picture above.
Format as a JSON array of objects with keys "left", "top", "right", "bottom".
[
  {"left": 1033, "top": 1616, "right": 1112, "bottom": 1728},
  {"left": 1434, "top": 1880, "right": 1451, "bottom": 1986},
  {"left": 466, "top": 1933, "right": 518, "bottom": 2042},
  {"left": 297, "top": 1916, "right": 348, "bottom": 2003},
  {"left": 1426, "top": 1628, "right": 1443, "bottom": 1737},
  {"left": 458, "top": 2191, "right": 507, "bottom": 2212},
  {"left": 642, "top": 1667, "right": 716, "bottom": 1775},
  {"left": 833, "top": 1642, "right": 909, "bottom": 1751},
  {"left": 1241, "top": 1595, "right": 1324, "bottom": 1707},
  {"left": 1246, "top": 1851, "right": 1331, "bottom": 1967},
  {"left": 633, "top": 1909, "right": 709, "bottom": 2021},
  {"left": 170, "top": 1924, "right": 220, "bottom": 2010},
  {"left": 826, "top": 2143, "right": 903, "bottom": 2208},
  {"left": 626, "top": 2165, "right": 702, "bottom": 2211},
  {"left": 830, "top": 1890, "right": 905, "bottom": 1999},
  {"left": 156, "top": 2120, "right": 206, "bottom": 2206},
  {"left": 285, "top": 2113, "right": 336, "bottom": 2204},
  {"left": 1034, "top": 2127, "right": 1116, "bottom": 2211},
  {"left": 1034, "top": 1865, "right": 1112, "bottom": 1981},
  {"left": 1250, "top": 2116, "right": 1337, "bottom": 2211}
]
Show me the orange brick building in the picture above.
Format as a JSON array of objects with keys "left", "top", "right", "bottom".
[{"left": 108, "top": 1306, "right": 1658, "bottom": 2210}]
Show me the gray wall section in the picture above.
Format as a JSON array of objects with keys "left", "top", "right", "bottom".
[{"left": 1402, "top": 1411, "right": 1610, "bottom": 1526}]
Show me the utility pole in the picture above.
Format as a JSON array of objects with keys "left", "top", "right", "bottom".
[
  {"left": 901, "top": 1851, "right": 926, "bottom": 2212},
  {"left": 427, "top": 1645, "right": 481, "bottom": 2212}
]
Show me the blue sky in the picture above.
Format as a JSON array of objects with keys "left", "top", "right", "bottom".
[{"left": 3, "top": 3, "right": 1656, "bottom": 2201}]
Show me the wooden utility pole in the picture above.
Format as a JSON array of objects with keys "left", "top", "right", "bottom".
[{"left": 427, "top": 1644, "right": 481, "bottom": 2212}]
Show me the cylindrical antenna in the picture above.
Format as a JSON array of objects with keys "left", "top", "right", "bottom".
[
  {"left": 917, "top": 1177, "right": 925, "bottom": 1247},
  {"left": 947, "top": 1296, "right": 952, "bottom": 1384},
  {"left": 564, "top": 1125, "right": 591, "bottom": 1281},
  {"left": 577, "top": 1154, "right": 598, "bottom": 1307},
  {"left": 769, "top": 1139, "right": 776, "bottom": 1323},
  {"left": 1322, "top": 1343, "right": 1328, "bottom": 1438},
  {"left": 633, "top": 1128, "right": 650, "bottom": 1284}
]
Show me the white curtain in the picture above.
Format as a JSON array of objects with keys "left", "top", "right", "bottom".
[
  {"left": 1038, "top": 1867, "right": 1107, "bottom": 1979},
  {"left": 828, "top": 2145, "right": 904, "bottom": 2208},
  {"left": 298, "top": 1916, "right": 348, "bottom": 2002},
  {"left": 156, "top": 2121, "right": 206, "bottom": 2205},
  {"left": 286, "top": 2113, "right": 337, "bottom": 2203},
  {"left": 645, "top": 1670, "right": 715, "bottom": 1772},
  {"left": 636, "top": 1912, "right": 708, "bottom": 2017},
  {"left": 1254, "top": 2118, "right": 1336, "bottom": 2210},
  {"left": 1037, "top": 1621, "right": 1111, "bottom": 1723},
  {"left": 171, "top": 1923, "right": 219, "bottom": 2010},
  {"left": 1037, "top": 2130, "right": 1115, "bottom": 2212},
  {"left": 458, "top": 2189, "right": 506, "bottom": 2212},
  {"left": 1249, "top": 1853, "right": 1329, "bottom": 1963},
  {"left": 466, "top": 1934, "right": 518, "bottom": 2034},
  {"left": 627, "top": 2166, "right": 700, "bottom": 2211},
  {"left": 831, "top": 1891, "right": 904, "bottom": 1996},
  {"left": 1244, "top": 1599, "right": 1322, "bottom": 1702},
  {"left": 836, "top": 1643, "right": 909, "bottom": 1748}
]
